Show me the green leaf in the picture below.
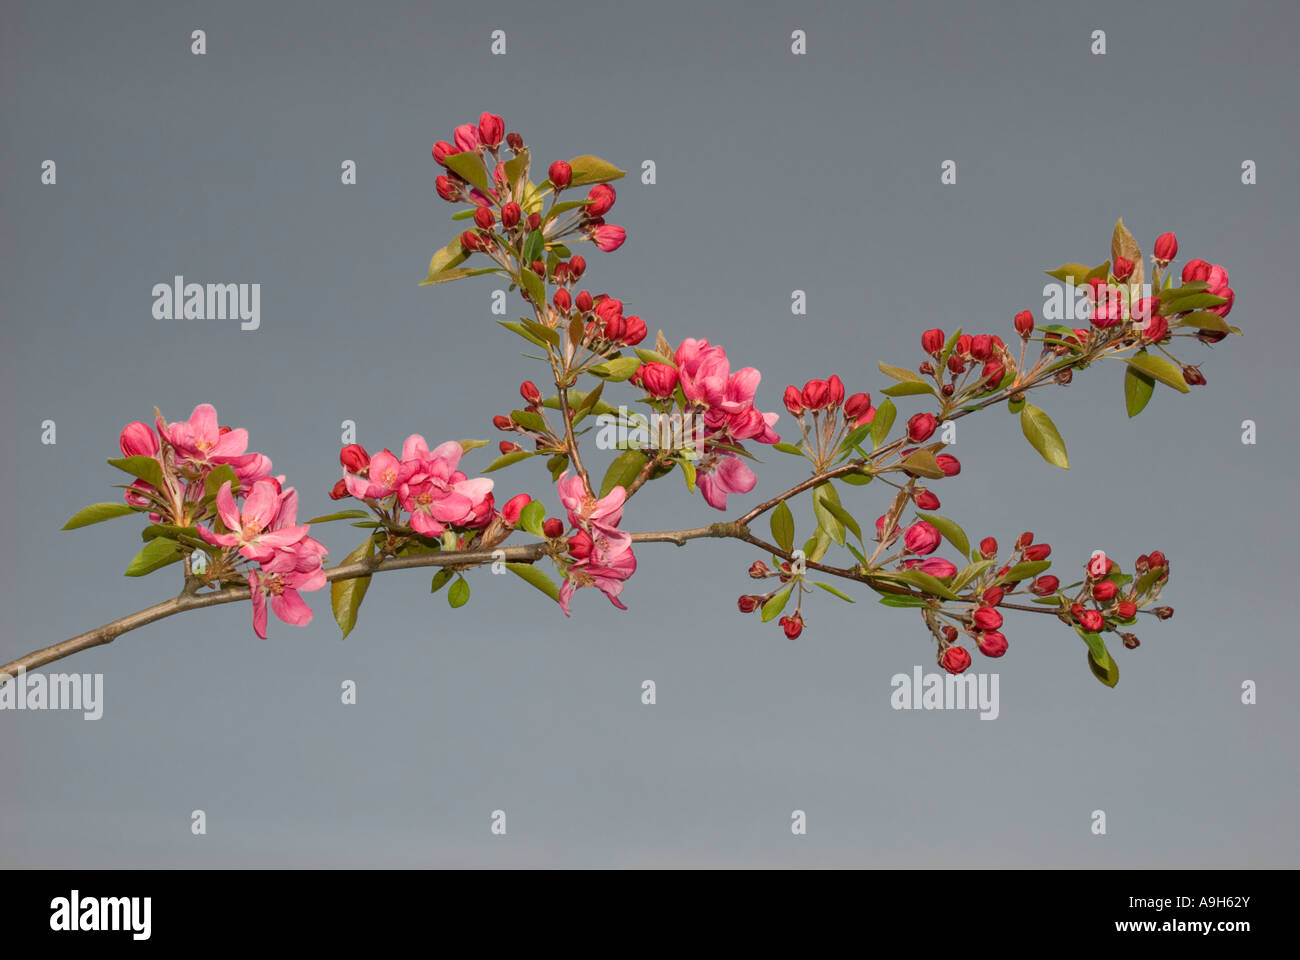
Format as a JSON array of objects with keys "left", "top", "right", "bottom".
[
  {"left": 899, "top": 448, "right": 946, "bottom": 479},
  {"left": 812, "top": 484, "right": 846, "bottom": 546},
  {"left": 484, "top": 450, "right": 536, "bottom": 473},
  {"left": 123, "top": 537, "right": 184, "bottom": 577},
  {"left": 804, "top": 529, "right": 831, "bottom": 563},
  {"left": 518, "top": 500, "right": 546, "bottom": 537},
  {"left": 1124, "top": 352, "right": 1189, "bottom": 393},
  {"left": 883, "top": 568, "right": 961, "bottom": 601},
  {"left": 1045, "top": 262, "right": 1094, "bottom": 283},
  {"left": 878, "top": 362, "right": 926, "bottom": 384},
  {"left": 332, "top": 538, "right": 376, "bottom": 637},
  {"left": 498, "top": 319, "right": 551, "bottom": 349},
  {"left": 1087, "top": 649, "right": 1120, "bottom": 688},
  {"left": 546, "top": 454, "right": 569, "bottom": 482},
  {"left": 418, "top": 266, "right": 500, "bottom": 287},
  {"left": 813, "top": 581, "right": 855, "bottom": 603},
  {"left": 839, "top": 469, "right": 872, "bottom": 486},
  {"left": 877, "top": 593, "right": 929, "bottom": 608},
  {"left": 916, "top": 512, "right": 969, "bottom": 559},
  {"left": 1157, "top": 293, "right": 1227, "bottom": 315},
  {"left": 821, "top": 497, "right": 862, "bottom": 544},
  {"left": 448, "top": 576, "right": 471, "bottom": 608},
  {"left": 760, "top": 583, "right": 793, "bottom": 622},
  {"left": 1003, "top": 559, "right": 1052, "bottom": 581},
  {"left": 678, "top": 457, "right": 696, "bottom": 492},
  {"left": 1007, "top": 396, "right": 1026, "bottom": 414},
  {"left": 430, "top": 569, "right": 454, "bottom": 593},
  {"left": 506, "top": 562, "right": 560, "bottom": 602},
  {"left": 522, "top": 228, "right": 544, "bottom": 265},
  {"left": 589, "top": 356, "right": 641, "bottom": 381},
  {"left": 952, "top": 558, "right": 996, "bottom": 591},
  {"left": 599, "top": 450, "right": 647, "bottom": 499},
  {"left": 870, "top": 398, "right": 896, "bottom": 448},
  {"left": 773, "top": 441, "right": 805, "bottom": 456},
  {"left": 510, "top": 409, "right": 547, "bottom": 433},
  {"left": 547, "top": 198, "right": 592, "bottom": 219},
  {"left": 1173, "top": 311, "right": 1235, "bottom": 333},
  {"left": 837, "top": 425, "right": 872, "bottom": 455},
  {"left": 518, "top": 266, "right": 546, "bottom": 306},
  {"left": 140, "top": 523, "right": 202, "bottom": 543},
  {"left": 202, "top": 463, "right": 240, "bottom": 502},
  {"left": 107, "top": 455, "right": 165, "bottom": 490},
  {"left": 1124, "top": 363, "right": 1156, "bottom": 418},
  {"left": 62, "top": 502, "right": 137, "bottom": 529},
  {"left": 443, "top": 150, "right": 490, "bottom": 192},
  {"left": 938, "top": 328, "right": 963, "bottom": 372},
  {"left": 566, "top": 154, "right": 627, "bottom": 187},
  {"left": 1020, "top": 404, "right": 1070, "bottom": 469},
  {"left": 770, "top": 500, "right": 795, "bottom": 553},
  {"left": 882, "top": 381, "right": 937, "bottom": 398},
  {"left": 423, "top": 236, "right": 470, "bottom": 282},
  {"left": 306, "top": 509, "right": 372, "bottom": 524},
  {"left": 519, "top": 317, "right": 559, "bottom": 348},
  {"left": 633, "top": 347, "right": 676, "bottom": 368},
  {"left": 542, "top": 389, "right": 616, "bottom": 417}
]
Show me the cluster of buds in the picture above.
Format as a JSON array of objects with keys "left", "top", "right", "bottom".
[
  {"left": 781, "top": 375, "right": 875, "bottom": 471},
  {"left": 922, "top": 328, "right": 1017, "bottom": 397},
  {"left": 738, "top": 559, "right": 807, "bottom": 638}
]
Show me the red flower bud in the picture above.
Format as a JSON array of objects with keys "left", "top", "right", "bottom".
[
  {"left": 1154, "top": 606, "right": 1174, "bottom": 620},
  {"left": 1023, "top": 543, "right": 1051, "bottom": 561},
  {"left": 1016, "top": 532, "right": 1034, "bottom": 549},
  {"left": 749, "top": 561, "right": 771, "bottom": 579},
  {"left": 973, "top": 606, "right": 1003, "bottom": 631},
  {"left": 548, "top": 160, "right": 572, "bottom": 189},
  {"left": 921, "top": 328, "right": 945, "bottom": 356},
  {"left": 940, "top": 646, "right": 971, "bottom": 675},
  {"left": 435, "top": 175, "right": 459, "bottom": 202},
  {"left": 568, "top": 529, "right": 594, "bottom": 559},
  {"left": 1030, "top": 575, "right": 1059, "bottom": 596},
  {"left": 575, "top": 290, "right": 594, "bottom": 313},
  {"left": 801, "top": 379, "right": 831, "bottom": 410},
  {"left": 502, "top": 493, "right": 531, "bottom": 525},
  {"left": 1153, "top": 232, "right": 1178, "bottom": 264},
  {"left": 473, "top": 206, "right": 495, "bottom": 230},
  {"left": 1182, "top": 259, "right": 1212, "bottom": 284},
  {"left": 506, "top": 132, "right": 525, "bottom": 151},
  {"left": 783, "top": 386, "right": 805, "bottom": 416},
  {"left": 977, "top": 631, "right": 1008, "bottom": 658},
  {"left": 1116, "top": 601, "right": 1138, "bottom": 619},
  {"left": 955, "top": 334, "right": 972, "bottom": 356},
  {"left": 120, "top": 421, "right": 160, "bottom": 457},
  {"left": 1147, "top": 550, "right": 1166, "bottom": 570},
  {"left": 542, "top": 517, "right": 564, "bottom": 538},
  {"left": 844, "top": 392, "right": 873, "bottom": 424},
  {"left": 970, "top": 334, "right": 994, "bottom": 361},
  {"left": 520, "top": 381, "right": 543, "bottom": 405},
  {"left": 460, "top": 230, "right": 486, "bottom": 252},
  {"left": 527, "top": 212, "right": 541, "bottom": 231},
  {"left": 982, "top": 586, "right": 1004, "bottom": 606},
  {"left": 828, "top": 374, "right": 845, "bottom": 407},
  {"left": 477, "top": 112, "right": 505, "bottom": 148},
  {"left": 328, "top": 478, "right": 349, "bottom": 500},
  {"left": 496, "top": 202, "right": 520, "bottom": 230},
  {"left": 493, "top": 415, "right": 514, "bottom": 431},
  {"left": 907, "top": 412, "right": 937, "bottom": 442},
  {"left": 947, "top": 354, "right": 966, "bottom": 375},
  {"left": 569, "top": 255, "right": 586, "bottom": 278},
  {"left": 1078, "top": 608, "right": 1104, "bottom": 632},
  {"left": 738, "top": 595, "right": 759, "bottom": 613},
  {"left": 499, "top": 441, "right": 521, "bottom": 454},
  {"left": 553, "top": 289, "right": 572, "bottom": 313},
  {"left": 339, "top": 444, "right": 370, "bottom": 472},
  {"left": 780, "top": 613, "right": 804, "bottom": 639},
  {"left": 1142, "top": 313, "right": 1169, "bottom": 342},
  {"left": 1121, "top": 632, "right": 1140, "bottom": 649},
  {"left": 904, "top": 520, "right": 942, "bottom": 555},
  {"left": 622, "top": 315, "right": 647, "bottom": 345},
  {"left": 1086, "top": 552, "right": 1113, "bottom": 578},
  {"left": 913, "top": 489, "right": 941, "bottom": 511},
  {"left": 639, "top": 362, "right": 679, "bottom": 398},
  {"left": 942, "top": 625, "right": 959, "bottom": 642},
  {"left": 981, "top": 360, "right": 1005, "bottom": 385},
  {"left": 1092, "top": 580, "right": 1118, "bottom": 602},
  {"left": 1113, "top": 256, "right": 1134, "bottom": 281},
  {"left": 979, "top": 537, "right": 998, "bottom": 559},
  {"left": 934, "top": 454, "right": 961, "bottom": 477},
  {"left": 432, "top": 141, "right": 455, "bottom": 165},
  {"left": 919, "top": 361, "right": 935, "bottom": 376},
  {"left": 1014, "top": 309, "right": 1035, "bottom": 338},
  {"left": 1182, "top": 365, "right": 1206, "bottom": 386},
  {"left": 586, "top": 184, "right": 616, "bottom": 217}
]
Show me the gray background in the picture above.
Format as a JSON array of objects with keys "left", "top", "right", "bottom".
[{"left": 2, "top": 0, "right": 1297, "bottom": 867}]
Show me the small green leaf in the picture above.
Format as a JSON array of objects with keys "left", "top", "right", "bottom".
[
  {"left": 878, "top": 362, "right": 926, "bottom": 384},
  {"left": 306, "top": 509, "right": 372, "bottom": 524},
  {"left": 431, "top": 569, "right": 454, "bottom": 593},
  {"left": 417, "top": 266, "right": 499, "bottom": 286},
  {"left": 107, "top": 455, "right": 165, "bottom": 490},
  {"left": 448, "top": 576, "right": 471, "bottom": 608},
  {"left": 518, "top": 500, "right": 546, "bottom": 537},
  {"left": 881, "top": 568, "right": 961, "bottom": 601},
  {"left": 62, "top": 502, "right": 137, "bottom": 529},
  {"left": 882, "top": 381, "right": 937, "bottom": 398},
  {"left": 332, "top": 538, "right": 376, "bottom": 637},
  {"left": 522, "top": 228, "right": 544, "bottom": 265},
  {"left": 899, "top": 448, "right": 946, "bottom": 478},
  {"left": 1020, "top": 404, "right": 1070, "bottom": 469},
  {"left": 877, "top": 593, "right": 929, "bottom": 608},
  {"left": 498, "top": 319, "right": 551, "bottom": 349},
  {"left": 443, "top": 150, "right": 490, "bottom": 192},
  {"left": 1087, "top": 649, "right": 1120, "bottom": 687},
  {"left": 821, "top": 497, "right": 862, "bottom": 543},
  {"left": 1007, "top": 396, "right": 1026, "bottom": 414},
  {"left": 423, "top": 236, "right": 470, "bottom": 281},
  {"left": 952, "top": 558, "right": 996, "bottom": 591},
  {"left": 915, "top": 513, "right": 969, "bottom": 559},
  {"left": 502, "top": 147, "right": 529, "bottom": 189},
  {"left": 547, "top": 454, "right": 569, "bottom": 482},
  {"left": 761, "top": 583, "right": 793, "bottom": 622},
  {"left": 812, "top": 484, "right": 846, "bottom": 546},
  {"left": 771, "top": 500, "right": 795, "bottom": 553},
  {"left": 1124, "top": 363, "right": 1156, "bottom": 418},
  {"left": 813, "top": 581, "right": 855, "bottom": 603},
  {"left": 566, "top": 155, "right": 626, "bottom": 187},
  {"left": 870, "top": 399, "right": 896, "bottom": 448},
  {"left": 484, "top": 450, "right": 537, "bottom": 473},
  {"left": 678, "top": 457, "right": 696, "bottom": 492},
  {"left": 1157, "top": 293, "right": 1227, "bottom": 315},
  {"left": 203, "top": 463, "right": 240, "bottom": 503},
  {"left": 546, "top": 198, "right": 592, "bottom": 219},
  {"left": 773, "top": 441, "right": 805, "bottom": 456},
  {"left": 589, "top": 356, "right": 641, "bottom": 381},
  {"left": 506, "top": 562, "right": 560, "bottom": 602},
  {"left": 1125, "top": 352, "right": 1189, "bottom": 393},
  {"left": 1173, "top": 311, "right": 1235, "bottom": 333},
  {"left": 123, "top": 537, "right": 184, "bottom": 577},
  {"left": 599, "top": 450, "right": 647, "bottom": 499},
  {"left": 1045, "top": 262, "right": 1094, "bottom": 283},
  {"left": 1003, "top": 559, "right": 1052, "bottom": 581},
  {"left": 140, "top": 523, "right": 202, "bottom": 543},
  {"left": 542, "top": 389, "right": 616, "bottom": 417},
  {"left": 518, "top": 267, "right": 546, "bottom": 306},
  {"left": 510, "top": 409, "right": 547, "bottom": 433},
  {"left": 839, "top": 469, "right": 872, "bottom": 486}
]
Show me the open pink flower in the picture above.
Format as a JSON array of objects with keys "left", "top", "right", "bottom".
[
  {"left": 161, "top": 403, "right": 249, "bottom": 468},
  {"left": 248, "top": 558, "right": 326, "bottom": 639},
  {"left": 697, "top": 455, "right": 756, "bottom": 511},
  {"left": 344, "top": 448, "right": 405, "bottom": 500},
  {"left": 556, "top": 472, "right": 630, "bottom": 560},
  {"left": 559, "top": 547, "right": 637, "bottom": 616},
  {"left": 397, "top": 435, "right": 494, "bottom": 537},
  {"left": 198, "top": 479, "right": 309, "bottom": 562}
]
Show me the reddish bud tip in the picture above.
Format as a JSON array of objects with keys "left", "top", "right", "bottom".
[
  {"left": 1014, "top": 309, "right": 1035, "bottom": 337},
  {"left": 979, "top": 537, "right": 998, "bottom": 559},
  {"left": 548, "top": 160, "right": 572, "bottom": 189},
  {"left": 542, "top": 517, "right": 565, "bottom": 539}
]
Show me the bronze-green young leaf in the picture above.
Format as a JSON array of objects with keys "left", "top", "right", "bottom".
[
  {"left": 63, "top": 502, "right": 138, "bottom": 530},
  {"left": 1124, "top": 363, "right": 1156, "bottom": 418},
  {"left": 331, "top": 538, "right": 376, "bottom": 637},
  {"left": 770, "top": 500, "right": 795, "bottom": 554},
  {"left": 1020, "top": 404, "right": 1070, "bottom": 469},
  {"left": 1125, "top": 352, "right": 1189, "bottom": 393}
]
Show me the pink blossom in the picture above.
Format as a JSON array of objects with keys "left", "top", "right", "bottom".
[
  {"left": 453, "top": 123, "right": 481, "bottom": 152},
  {"left": 559, "top": 547, "right": 637, "bottom": 616},
  {"left": 249, "top": 560, "right": 326, "bottom": 639},
  {"left": 198, "top": 480, "right": 309, "bottom": 562},
  {"left": 162, "top": 403, "right": 249, "bottom": 468},
  {"left": 398, "top": 435, "right": 494, "bottom": 537},
  {"left": 345, "top": 448, "right": 405, "bottom": 499},
  {"left": 592, "top": 224, "right": 626, "bottom": 251},
  {"left": 556, "top": 472, "right": 630, "bottom": 560},
  {"left": 697, "top": 455, "right": 756, "bottom": 510}
]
